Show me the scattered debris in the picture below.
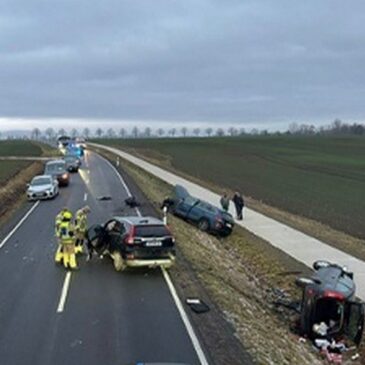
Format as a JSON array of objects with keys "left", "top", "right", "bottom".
[
  {"left": 125, "top": 196, "right": 140, "bottom": 208},
  {"left": 97, "top": 196, "right": 112, "bottom": 201},
  {"left": 186, "top": 298, "right": 210, "bottom": 314}
]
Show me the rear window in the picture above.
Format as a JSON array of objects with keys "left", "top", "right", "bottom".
[
  {"left": 135, "top": 225, "right": 170, "bottom": 237},
  {"left": 46, "top": 162, "right": 65, "bottom": 173}
]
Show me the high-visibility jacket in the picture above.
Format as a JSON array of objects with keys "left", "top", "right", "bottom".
[
  {"left": 55, "top": 212, "right": 64, "bottom": 237},
  {"left": 75, "top": 210, "right": 87, "bottom": 233},
  {"left": 59, "top": 221, "right": 75, "bottom": 245}
]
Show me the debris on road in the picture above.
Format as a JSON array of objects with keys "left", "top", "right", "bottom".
[
  {"left": 124, "top": 196, "right": 140, "bottom": 208},
  {"left": 186, "top": 298, "right": 210, "bottom": 314},
  {"left": 97, "top": 196, "right": 112, "bottom": 201}
]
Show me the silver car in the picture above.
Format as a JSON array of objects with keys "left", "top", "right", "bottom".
[{"left": 27, "top": 175, "right": 59, "bottom": 201}]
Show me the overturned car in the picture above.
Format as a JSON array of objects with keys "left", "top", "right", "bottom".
[{"left": 295, "top": 261, "right": 364, "bottom": 345}]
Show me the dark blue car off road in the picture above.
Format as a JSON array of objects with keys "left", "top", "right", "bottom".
[{"left": 171, "top": 185, "right": 234, "bottom": 236}]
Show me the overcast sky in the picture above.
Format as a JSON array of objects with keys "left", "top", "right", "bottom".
[{"left": 1, "top": 0, "right": 365, "bottom": 131}]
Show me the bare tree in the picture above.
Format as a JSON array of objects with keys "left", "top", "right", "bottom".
[
  {"left": 250, "top": 128, "right": 259, "bottom": 135},
  {"left": 95, "top": 128, "right": 103, "bottom": 138},
  {"left": 144, "top": 127, "right": 152, "bottom": 138},
  {"left": 215, "top": 128, "right": 225, "bottom": 137},
  {"left": 83, "top": 128, "right": 90, "bottom": 139},
  {"left": 71, "top": 128, "right": 78, "bottom": 138},
  {"left": 44, "top": 127, "right": 55, "bottom": 140},
  {"left": 168, "top": 128, "right": 176, "bottom": 137},
  {"left": 107, "top": 128, "right": 116, "bottom": 138},
  {"left": 119, "top": 128, "right": 126, "bottom": 138},
  {"left": 228, "top": 127, "right": 238, "bottom": 136},
  {"left": 205, "top": 127, "right": 213, "bottom": 137},
  {"left": 239, "top": 128, "right": 246, "bottom": 136},
  {"left": 57, "top": 128, "right": 66, "bottom": 137},
  {"left": 181, "top": 127, "right": 188, "bottom": 137},
  {"left": 132, "top": 126, "right": 139, "bottom": 138},
  {"left": 157, "top": 128, "right": 165, "bottom": 137},
  {"left": 193, "top": 128, "right": 201, "bottom": 137},
  {"left": 31, "top": 128, "right": 41, "bottom": 140}
]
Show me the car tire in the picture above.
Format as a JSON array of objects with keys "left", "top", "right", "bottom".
[
  {"left": 295, "top": 277, "right": 316, "bottom": 288},
  {"left": 111, "top": 251, "right": 126, "bottom": 272},
  {"left": 198, "top": 218, "right": 210, "bottom": 232},
  {"left": 313, "top": 260, "right": 331, "bottom": 271}
]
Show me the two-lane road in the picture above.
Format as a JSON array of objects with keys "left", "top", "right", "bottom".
[{"left": 0, "top": 151, "right": 204, "bottom": 365}]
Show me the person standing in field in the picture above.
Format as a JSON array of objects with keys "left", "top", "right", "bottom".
[
  {"left": 232, "top": 192, "right": 245, "bottom": 220},
  {"left": 220, "top": 192, "right": 230, "bottom": 212}
]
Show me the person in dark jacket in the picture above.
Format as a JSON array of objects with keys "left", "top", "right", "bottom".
[
  {"left": 232, "top": 192, "right": 245, "bottom": 220},
  {"left": 220, "top": 192, "right": 230, "bottom": 212}
]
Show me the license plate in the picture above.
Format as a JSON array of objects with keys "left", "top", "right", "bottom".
[{"left": 145, "top": 241, "right": 163, "bottom": 247}]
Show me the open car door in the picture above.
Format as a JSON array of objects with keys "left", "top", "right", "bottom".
[
  {"left": 344, "top": 300, "right": 365, "bottom": 346},
  {"left": 86, "top": 224, "right": 107, "bottom": 254}
]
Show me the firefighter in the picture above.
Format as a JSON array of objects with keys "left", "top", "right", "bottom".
[
  {"left": 75, "top": 206, "right": 90, "bottom": 254},
  {"left": 54, "top": 207, "right": 71, "bottom": 263},
  {"left": 59, "top": 211, "right": 77, "bottom": 269}
]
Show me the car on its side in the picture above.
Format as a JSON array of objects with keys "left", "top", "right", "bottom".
[
  {"left": 86, "top": 216, "right": 176, "bottom": 271},
  {"left": 26, "top": 175, "right": 59, "bottom": 201},
  {"left": 296, "top": 260, "right": 364, "bottom": 346},
  {"left": 63, "top": 155, "right": 80, "bottom": 172},
  {"left": 170, "top": 185, "right": 234, "bottom": 236},
  {"left": 44, "top": 160, "right": 70, "bottom": 186}
]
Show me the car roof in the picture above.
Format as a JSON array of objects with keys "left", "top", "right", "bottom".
[
  {"left": 113, "top": 216, "right": 165, "bottom": 226},
  {"left": 46, "top": 159, "right": 66, "bottom": 165},
  {"left": 32, "top": 175, "right": 52, "bottom": 181}
]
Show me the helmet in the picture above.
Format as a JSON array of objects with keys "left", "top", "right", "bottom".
[
  {"left": 83, "top": 205, "right": 90, "bottom": 213},
  {"left": 63, "top": 211, "right": 73, "bottom": 220}
]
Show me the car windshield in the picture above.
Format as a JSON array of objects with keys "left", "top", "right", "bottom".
[
  {"left": 135, "top": 225, "right": 170, "bottom": 237},
  {"left": 31, "top": 177, "right": 51, "bottom": 186},
  {"left": 64, "top": 156, "right": 76, "bottom": 162},
  {"left": 45, "top": 163, "right": 65, "bottom": 173}
]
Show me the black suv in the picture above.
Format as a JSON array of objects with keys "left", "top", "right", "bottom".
[
  {"left": 296, "top": 260, "right": 364, "bottom": 345},
  {"left": 87, "top": 216, "right": 176, "bottom": 271}
]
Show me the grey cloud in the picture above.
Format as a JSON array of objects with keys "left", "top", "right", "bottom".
[{"left": 0, "top": 0, "right": 365, "bottom": 126}]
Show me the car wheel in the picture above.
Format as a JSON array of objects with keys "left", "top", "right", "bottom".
[
  {"left": 295, "top": 277, "right": 316, "bottom": 288},
  {"left": 198, "top": 218, "right": 210, "bottom": 232},
  {"left": 313, "top": 260, "right": 331, "bottom": 271},
  {"left": 111, "top": 251, "right": 126, "bottom": 272}
]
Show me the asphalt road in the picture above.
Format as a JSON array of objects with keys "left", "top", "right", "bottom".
[{"left": 0, "top": 151, "right": 203, "bottom": 365}]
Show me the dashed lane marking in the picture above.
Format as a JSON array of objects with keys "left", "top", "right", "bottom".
[
  {"left": 84, "top": 192, "right": 88, "bottom": 201},
  {"left": 57, "top": 271, "right": 72, "bottom": 313},
  {"left": 0, "top": 201, "right": 40, "bottom": 249}
]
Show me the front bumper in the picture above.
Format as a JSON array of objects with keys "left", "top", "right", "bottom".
[{"left": 27, "top": 190, "right": 55, "bottom": 200}]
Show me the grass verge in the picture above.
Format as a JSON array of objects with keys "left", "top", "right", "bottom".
[{"left": 95, "top": 147, "right": 343, "bottom": 365}]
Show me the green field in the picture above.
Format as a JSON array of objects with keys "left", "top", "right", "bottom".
[
  {"left": 0, "top": 160, "right": 31, "bottom": 184},
  {"left": 0, "top": 140, "right": 43, "bottom": 156},
  {"left": 98, "top": 136, "right": 365, "bottom": 238}
]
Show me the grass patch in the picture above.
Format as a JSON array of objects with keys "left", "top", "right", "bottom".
[
  {"left": 0, "top": 140, "right": 43, "bottom": 156},
  {"left": 0, "top": 161, "right": 32, "bottom": 184},
  {"left": 96, "top": 136, "right": 365, "bottom": 239}
]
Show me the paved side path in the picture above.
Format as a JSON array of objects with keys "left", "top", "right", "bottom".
[
  {"left": 92, "top": 143, "right": 365, "bottom": 300},
  {"left": 0, "top": 156, "right": 53, "bottom": 161}
]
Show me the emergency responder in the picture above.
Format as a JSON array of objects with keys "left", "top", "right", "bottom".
[
  {"left": 54, "top": 207, "right": 71, "bottom": 263},
  {"left": 75, "top": 205, "right": 90, "bottom": 254},
  {"left": 58, "top": 211, "right": 77, "bottom": 269}
]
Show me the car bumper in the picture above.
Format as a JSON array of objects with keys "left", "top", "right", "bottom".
[
  {"left": 27, "top": 191, "right": 55, "bottom": 200},
  {"left": 126, "top": 255, "right": 176, "bottom": 269}
]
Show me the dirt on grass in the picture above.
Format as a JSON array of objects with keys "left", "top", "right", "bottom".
[{"left": 94, "top": 147, "right": 362, "bottom": 365}]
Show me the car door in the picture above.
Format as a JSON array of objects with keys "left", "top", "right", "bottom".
[
  {"left": 343, "top": 300, "right": 364, "bottom": 345},
  {"left": 86, "top": 224, "right": 106, "bottom": 251}
]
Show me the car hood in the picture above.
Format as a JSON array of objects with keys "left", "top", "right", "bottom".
[{"left": 28, "top": 184, "right": 52, "bottom": 192}]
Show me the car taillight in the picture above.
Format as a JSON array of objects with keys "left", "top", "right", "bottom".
[
  {"left": 62, "top": 173, "right": 68, "bottom": 179},
  {"left": 323, "top": 290, "right": 345, "bottom": 300},
  {"left": 126, "top": 226, "right": 136, "bottom": 245}
]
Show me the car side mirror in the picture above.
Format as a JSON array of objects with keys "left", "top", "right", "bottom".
[{"left": 26, "top": 183, "right": 30, "bottom": 188}]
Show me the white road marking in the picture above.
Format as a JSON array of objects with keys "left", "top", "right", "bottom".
[
  {"left": 162, "top": 267, "right": 209, "bottom": 365},
  {"left": 98, "top": 154, "right": 142, "bottom": 217},
  {"left": 57, "top": 271, "right": 72, "bottom": 313},
  {"left": 84, "top": 192, "right": 88, "bottom": 201},
  {"left": 0, "top": 201, "right": 40, "bottom": 249}
]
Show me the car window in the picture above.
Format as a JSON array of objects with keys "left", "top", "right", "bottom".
[
  {"left": 198, "top": 201, "right": 217, "bottom": 213},
  {"left": 31, "top": 177, "right": 51, "bottom": 186},
  {"left": 183, "top": 196, "right": 199, "bottom": 206},
  {"left": 135, "top": 225, "right": 170, "bottom": 237}
]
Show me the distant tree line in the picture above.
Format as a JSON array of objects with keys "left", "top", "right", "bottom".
[{"left": 1, "top": 119, "right": 364, "bottom": 141}]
